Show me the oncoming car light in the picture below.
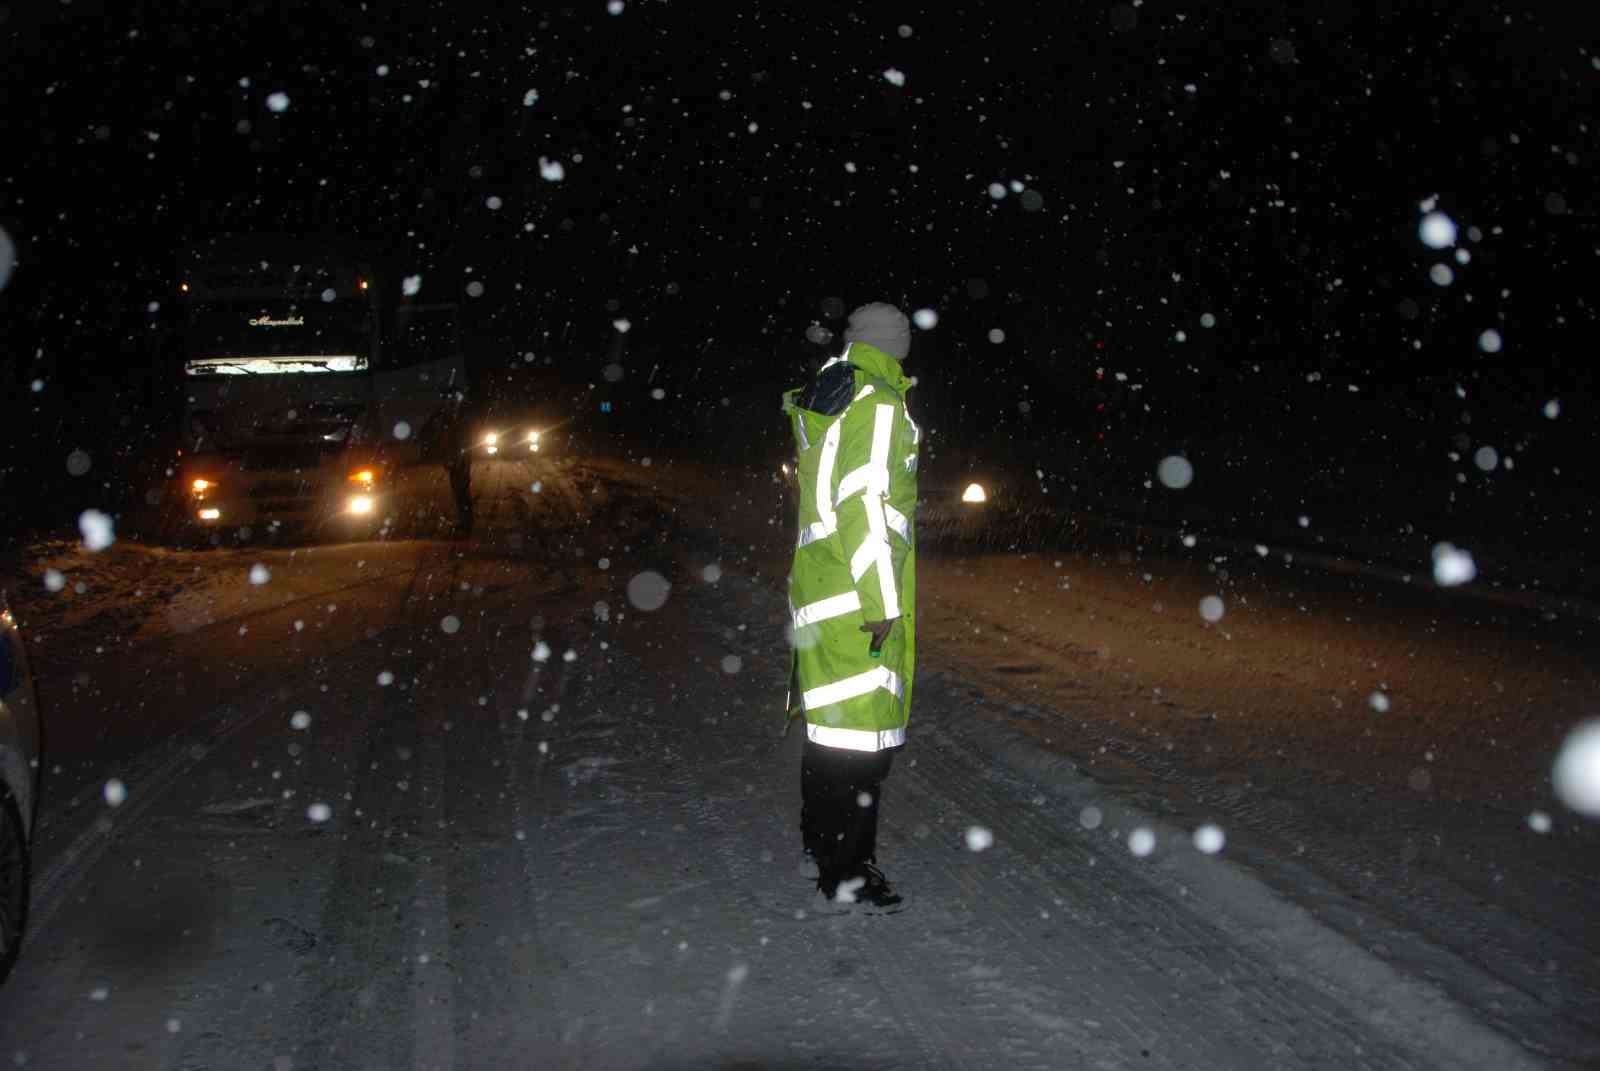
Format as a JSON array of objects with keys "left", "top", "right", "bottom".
[
  {"left": 961, "top": 483, "right": 988, "bottom": 504},
  {"left": 483, "top": 431, "right": 499, "bottom": 455},
  {"left": 527, "top": 430, "right": 541, "bottom": 452},
  {"left": 348, "top": 495, "right": 374, "bottom": 515},
  {"left": 191, "top": 477, "right": 214, "bottom": 494},
  {"left": 198, "top": 508, "right": 221, "bottom": 521}
]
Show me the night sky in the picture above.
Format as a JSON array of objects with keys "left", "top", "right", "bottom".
[{"left": 2, "top": 0, "right": 1597, "bottom": 540}]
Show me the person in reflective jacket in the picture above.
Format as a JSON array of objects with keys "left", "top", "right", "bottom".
[{"left": 781, "top": 302, "right": 919, "bottom": 909}]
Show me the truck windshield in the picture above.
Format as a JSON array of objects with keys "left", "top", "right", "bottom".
[{"left": 185, "top": 299, "right": 373, "bottom": 374}]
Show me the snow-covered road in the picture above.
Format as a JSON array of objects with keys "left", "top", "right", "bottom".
[{"left": 0, "top": 456, "right": 1592, "bottom": 1068}]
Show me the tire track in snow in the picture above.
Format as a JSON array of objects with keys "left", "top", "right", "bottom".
[
  {"left": 891, "top": 703, "right": 1436, "bottom": 1070},
  {"left": 23, "top": 541, "right": 469, "bottom": 941},
  {"left": 933, "top": 606, "right": 1600, "bottom": 1063},
  {"left": 291, "top": 539, "right": 468, "bottom": 1069}
]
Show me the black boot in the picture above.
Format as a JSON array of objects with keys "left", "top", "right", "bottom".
[{"left": 829, "top": 862, "right": 902, "bottom": 910}]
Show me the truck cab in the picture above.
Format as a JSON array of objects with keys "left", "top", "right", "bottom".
[{"left": 174, "top": 235, "right": 464, "bottom": 541}]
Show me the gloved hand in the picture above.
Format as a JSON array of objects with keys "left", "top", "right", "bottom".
[{"left": 860, "top": 619, "right": 895, "bottom": 656}]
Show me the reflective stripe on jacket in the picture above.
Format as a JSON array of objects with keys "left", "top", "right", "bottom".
[{"left": 782, "top": 342, "right": 919, "bottom": 752}]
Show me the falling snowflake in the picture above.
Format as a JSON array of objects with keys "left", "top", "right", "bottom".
[
  {"left": 66, "top": 449, "right": 91, "bottom": 476},
  {"left": 1552, "top": 719, "right": 1600, "bottom": 817},
  {"left": 721, "top": 654, "right": 743, "bottom": 674},
  {"left": 1418, "top": 211, "right": 1457, "bottom": 249},
  {"left": 1127, "top": 828, "right": 1156, "bottom": 857},
  {"left": 627, "top": 571, "right": 672, "bottom": 611},
  {"left": 987, "top": 328, "right": 1006, "bottom": 344},
  {"left": 0, "top": 225, "right": 14, "bottom": 292},
  {"left": 377, "top": 671, "right": 395, "bottom": 686},
  {"left": 79, "top": 509, "right": 115, "bottom": 551},
  {"left": 532, "top": 641, "right": 552, "bottom": 663},
  {"left": 522, "top": 89, "right": 540, "bottom": 107},
  {"left": 393, "top": 421, "right": 412, "bottom": 440},
  {"left": 266, "top": 91, "right": 290, "bottom": 113},
  {"left": 44, "top": 569, "right": 65, "bottom": 592},
  {"left": 1078, "top": 805, "right": 1103, "bottom": 830},
  {"left": 465, "top": 280, "right": 485, "bottom": 298},
  {"left": 1192, "top": 824, "right": 1226, "bottom": 854},
  {"left": 912, "top": 308, "right": 938, "bottom": 330},
  {"left": 249, "top": 563, "right": 271, "bottom": 586},
  {"left": 702, "top": 563, "right": 723, "bottom": 583},
  {"left": 486, "top": 195, "right": 503, "bottom": 210},
  {"left": 1156, "top": 456, "right": 1194, "bottom": 490},
  {"left": 307, "top": 803, "right": 332, "bottom": 823},
  {"left": 1369, "top": 691, "right": 1391, "bottom": 713},
  {"left": 290, "top": 711, "right": 312, "bottom": 730},
  {"left": 964, "top": 825, "right": 994, "bottom": 851},
  {"left": 1478, "top": 329, "right": 1503, "bottom": 353},
  {"left": 402, "top": 274, "right": 422, "bottom": 296},
  {"left": 1431, "top": 543, "right": 1476, "bottom": 587},
  {"left": 441, "top": 615, "right": 461, "bottom": 634},
  {"left": 613, "top": 318, "right": 632, "bottom": 333},
  {"left": 539, "top": 156, "right": 566, "bottom": 182},
  {"left": 103, "top": 779, "right": 127, "bottom": 807},
  {"left": 1198, "top": 596, "right": 1225, "bottom": 623},
  {"left": 883, "top": 68, "right": 906, "bottom": 87},
  {"left": 1526, "top": 811, "right": 1553, "bottom": 834}
]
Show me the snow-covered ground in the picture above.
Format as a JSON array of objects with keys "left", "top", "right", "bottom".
[{"left": 0, "top": 455, "right": 1593, "bottom": 1068}]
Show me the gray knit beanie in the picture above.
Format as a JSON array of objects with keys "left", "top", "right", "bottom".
[{"left": 843, "top": 302, "right": 911, "bottom": 361}]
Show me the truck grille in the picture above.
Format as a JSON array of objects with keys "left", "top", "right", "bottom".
[{"left": 248, "top": 480, "right": 318, "bottom": 499}]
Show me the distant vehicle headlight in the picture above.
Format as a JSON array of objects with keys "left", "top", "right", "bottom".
[
  {"left": 348, "top": 495, "right": 374, "bottom": 515},
  {"left": 483, "top": 432, "right": 498, "bottom": 446},
  {"left": 348, "top": 468, "right": 376, "bottom": 488},
  {"left": 190, "top": 477, "right": 215, "bottom": 495},
  {"left": 197, "top": 507, "right": 222, "bottom": 521}
]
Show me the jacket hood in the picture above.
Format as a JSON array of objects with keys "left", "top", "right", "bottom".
[{"left": 845, "top": 342, "right": 913, "bottom": 395}]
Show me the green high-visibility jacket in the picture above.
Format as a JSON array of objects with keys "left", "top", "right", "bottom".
[{"left": 782, "top": 342, "right": 919, "bottom": 752}]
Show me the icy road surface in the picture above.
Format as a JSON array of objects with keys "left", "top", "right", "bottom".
[{"left": 1, "top": 456, "right": 1593, "bottom": 1068}]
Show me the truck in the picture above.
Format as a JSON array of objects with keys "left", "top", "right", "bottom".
[{"left": 171, "top": 234, "right": 467, "bottom": 541}]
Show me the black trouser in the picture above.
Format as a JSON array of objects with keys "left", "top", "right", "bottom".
[{"left": 800, "top": 740, "right": 896, "bottom": 875}]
